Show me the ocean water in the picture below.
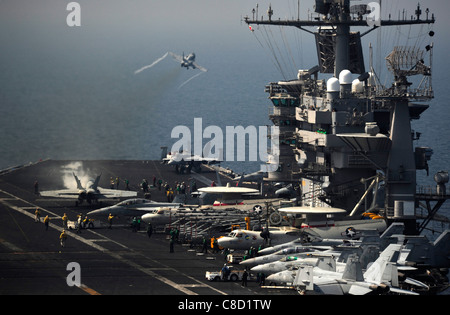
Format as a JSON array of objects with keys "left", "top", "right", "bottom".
[{"left": 0, "top": 1, "right": 449, "bottom": 234}]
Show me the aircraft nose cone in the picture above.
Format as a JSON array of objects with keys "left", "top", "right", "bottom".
[
  {"left": 239, "top": 258, "right": 257, "bottom": 267},
  {"left": 257, "top": 248, "right": 272, "bottom": 255},
  {"left": 141, "top": 213, "right": 152, "bottom": 223},
  {"left": 87, "top": 206, "right": 112, "bottom": 216},
  {"left": 265, "top": 274, "right": 279, "bottom": 284},
  {"left": 217, "top": 238, "right": 231, "bottom": 248},
  {"left": 250, "top": 264, "right": 265, "bottom": 273}
]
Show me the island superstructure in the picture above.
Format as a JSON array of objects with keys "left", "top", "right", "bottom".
[{"left": 244, "top": 1, "right": 448, "bottom": 234}]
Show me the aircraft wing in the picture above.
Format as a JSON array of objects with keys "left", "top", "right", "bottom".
[
  {"left": 388, "top": 287, "right": 419, "bottom": 295},
  {"left": 168, "top": 52, "right": 183, "bottom": 63},
  {"left": 348, "top": 284, "right": 373, "bottom": 295},
  {"left": 39, "top": 189, "right": 80, "bottom": 199},
  {"left": 192, "top": 62, "right": 208, "bottom": 72},
  {"left": 96, "top": 188, "right": 137, "bottom": 198}
]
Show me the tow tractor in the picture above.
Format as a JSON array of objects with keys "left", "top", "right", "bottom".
[
  {"left": 205, "top": 266, "right": 253, "bottom": 282},
  {"left": 67, "top": 219, "right": 96, "bottom": 230}
]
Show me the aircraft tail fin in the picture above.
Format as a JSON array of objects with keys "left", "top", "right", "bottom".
[
  {"left": 215, "top": 169, "right": 223, "bottom": 187},
  {"left": 380, "top": 222, "right": 405, "bottom": 239},
  {"left": 93, "top": 173, "right": 101, "bottom": 190},
  {"left": 433, "top": 229, "right": 450, "bottom": 254},
  {"left": 315, "top": 256, "right": 336, "bottom": 272},
  {"left": 359, "top": 245, "right": 380, "bottom": 269},
  {"left": 363, "top": 244, "right": 401, "bottom": 283},
  {"left": 161, "top": 146, "right": 168, "bottom": 160},
  {"left": 433, "top": 230, "right": 450, "bottom": 266},
  {"left": 236, "top": 173, "right": 244, "bottom": 187},
  {"left": 293, "top": 265, "right": 314, "bottom": 291},
  {"left": 73, "top": 173, "right": 83, "bottom": 190},
  {"left": 377, "top": 222, "right": 405, "bottom": 249},
  {"left": 342, "top": 254, "right": 364, "bottom": 281}
]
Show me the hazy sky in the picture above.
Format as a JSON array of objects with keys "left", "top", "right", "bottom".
[
  {"left": 0, "top": 0, "right": 448, "bottom": 167},
  {"left": 0, "top": 1, "right": 447, "bottom": 67},
  {"left": 1, "top": 1, "right": 448, "bottom": 59},
  {"left": 1, "top": 1, "right": 447, "bottom": 42}
]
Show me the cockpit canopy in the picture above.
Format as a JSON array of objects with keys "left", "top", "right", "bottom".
[
  {"left": 227, "top": 231, "right": 243, "bottom": 238},
  {"left": 116, "top": 198, "right": 148, "bottom": 206}
]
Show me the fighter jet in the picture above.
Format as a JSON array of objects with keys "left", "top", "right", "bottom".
[
  {"left": 141, "top": 206, "right": 200, "bottom": 226},
  {"left": 141, "top": 207, "right": 181, "bottom": 226},
  {"left": 87, "top": 198, "right": 182, "bottom": 217},
  {"left": 232, "top": 171, "right": 266, "bottom": 183},
  {"left": 240, "top": 246, "right": 318, "bottom": 268},
  {"left": 161, "top": 147, "right": 221, "bottom": 173},
  {"left": 168, "top": 52, "right": 207, "bottom": 72},
  {"left": 257, "top": 222, "right": 405, "bottom": 256},
  {"left": 40, "top": 173, "right": 137, "bottom": 206},
  {"left": 266, "top": 244, "right": 424, "bottom": 295},
  {"left": 251, "top": 245, "right": 380, "bottom": 276}
]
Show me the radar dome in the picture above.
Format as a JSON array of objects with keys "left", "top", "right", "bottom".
[
  {"left": 339, "top": 70, "right": 352, "bottom": 84},
  {"left": 352, "top": 79, "right": 364, "bottom": 93},
  {"left": 327, "top": 77, "right": 340, "bottom": 92}
]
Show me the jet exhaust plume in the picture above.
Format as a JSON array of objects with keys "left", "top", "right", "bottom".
[
  {"left": 61, "top": 162, "right": 92, "bottom": 189},
  {"left": 134, "top": 52, "right": 169, "bottom": 74},
  {"left": 177, "top": 71, "right": 204, "bottom": 89}
]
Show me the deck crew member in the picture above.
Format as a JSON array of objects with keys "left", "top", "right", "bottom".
[
  {"left": 108, "top": 213, "right": 114, "bottom": 229},
  {"left": 44, "top": 215, "right": 50, "bottom": 231},
  {"left": 34, "top": 208, "right": 41, "bottom": 223},
  {"left": 60, "top": 230, "right": 67, "bottom": 247},
  {"left": 76, "top": 215, "right": 82, "bottom": 233},
  {"left": 62, "top": 213, "right": 68, "bottom": 229}
]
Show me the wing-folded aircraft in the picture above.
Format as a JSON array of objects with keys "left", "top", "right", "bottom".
[{"left": 40, "top": 173, "right": 137, "bottom": 206}]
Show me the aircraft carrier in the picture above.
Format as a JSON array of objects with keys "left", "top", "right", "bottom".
[
  {"left": 0, "top": 159, "right": 299, "bottom": 300},
  {"left": 1, "top": 0, "right": 449, "bottom": 299},
  {"left": 243, "top": 1, "right": 449, "bottom": 235}
]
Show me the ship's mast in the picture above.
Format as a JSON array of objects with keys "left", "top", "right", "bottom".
[
  {"left": 244, "top": 0, "right": 435, "bottom": 76},
  {"left": 244, "top": 1, "right": 444, "bottom": 235}
]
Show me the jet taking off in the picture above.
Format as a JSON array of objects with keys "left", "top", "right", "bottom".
[
  {"left": 168, "top": 52, "right": 207, "bottom": 72},
  {"left": 40, "top": 173, "right": 137, "bottom": 206}
]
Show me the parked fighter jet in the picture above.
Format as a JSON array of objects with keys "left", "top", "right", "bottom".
[
  {"left": 40, "top": 173, "right": 137, "bottom": 206},
  {"left": 87, "top": 198, "right": 181, "bottom": 217},
  {"left": 258, "top": 222, "right": 405, "bottom": 256},
  {"left": 266, "top": 244, "right": 424, "bottom": 295},
  {"left": 240, "top": 246, "right": 318, "bottom": 268},
  {"left": 168, "top": 52, "right": 207, "bottom": 72},
  {"left": 252, "top": 245, "right": 380, "bottom": 276},
  {"left": 161, "top": 147, "right": 221, "bottom": 173},
  {"left": 141, "top": 207, "right": 185, "bottom": 226},
  {"left": 232, "top": 171, "right": 266, "bottom": 183}
]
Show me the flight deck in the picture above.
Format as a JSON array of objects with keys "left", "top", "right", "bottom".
[{"left": 0, "top": 159, "right": 296, "bottom": 297}]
